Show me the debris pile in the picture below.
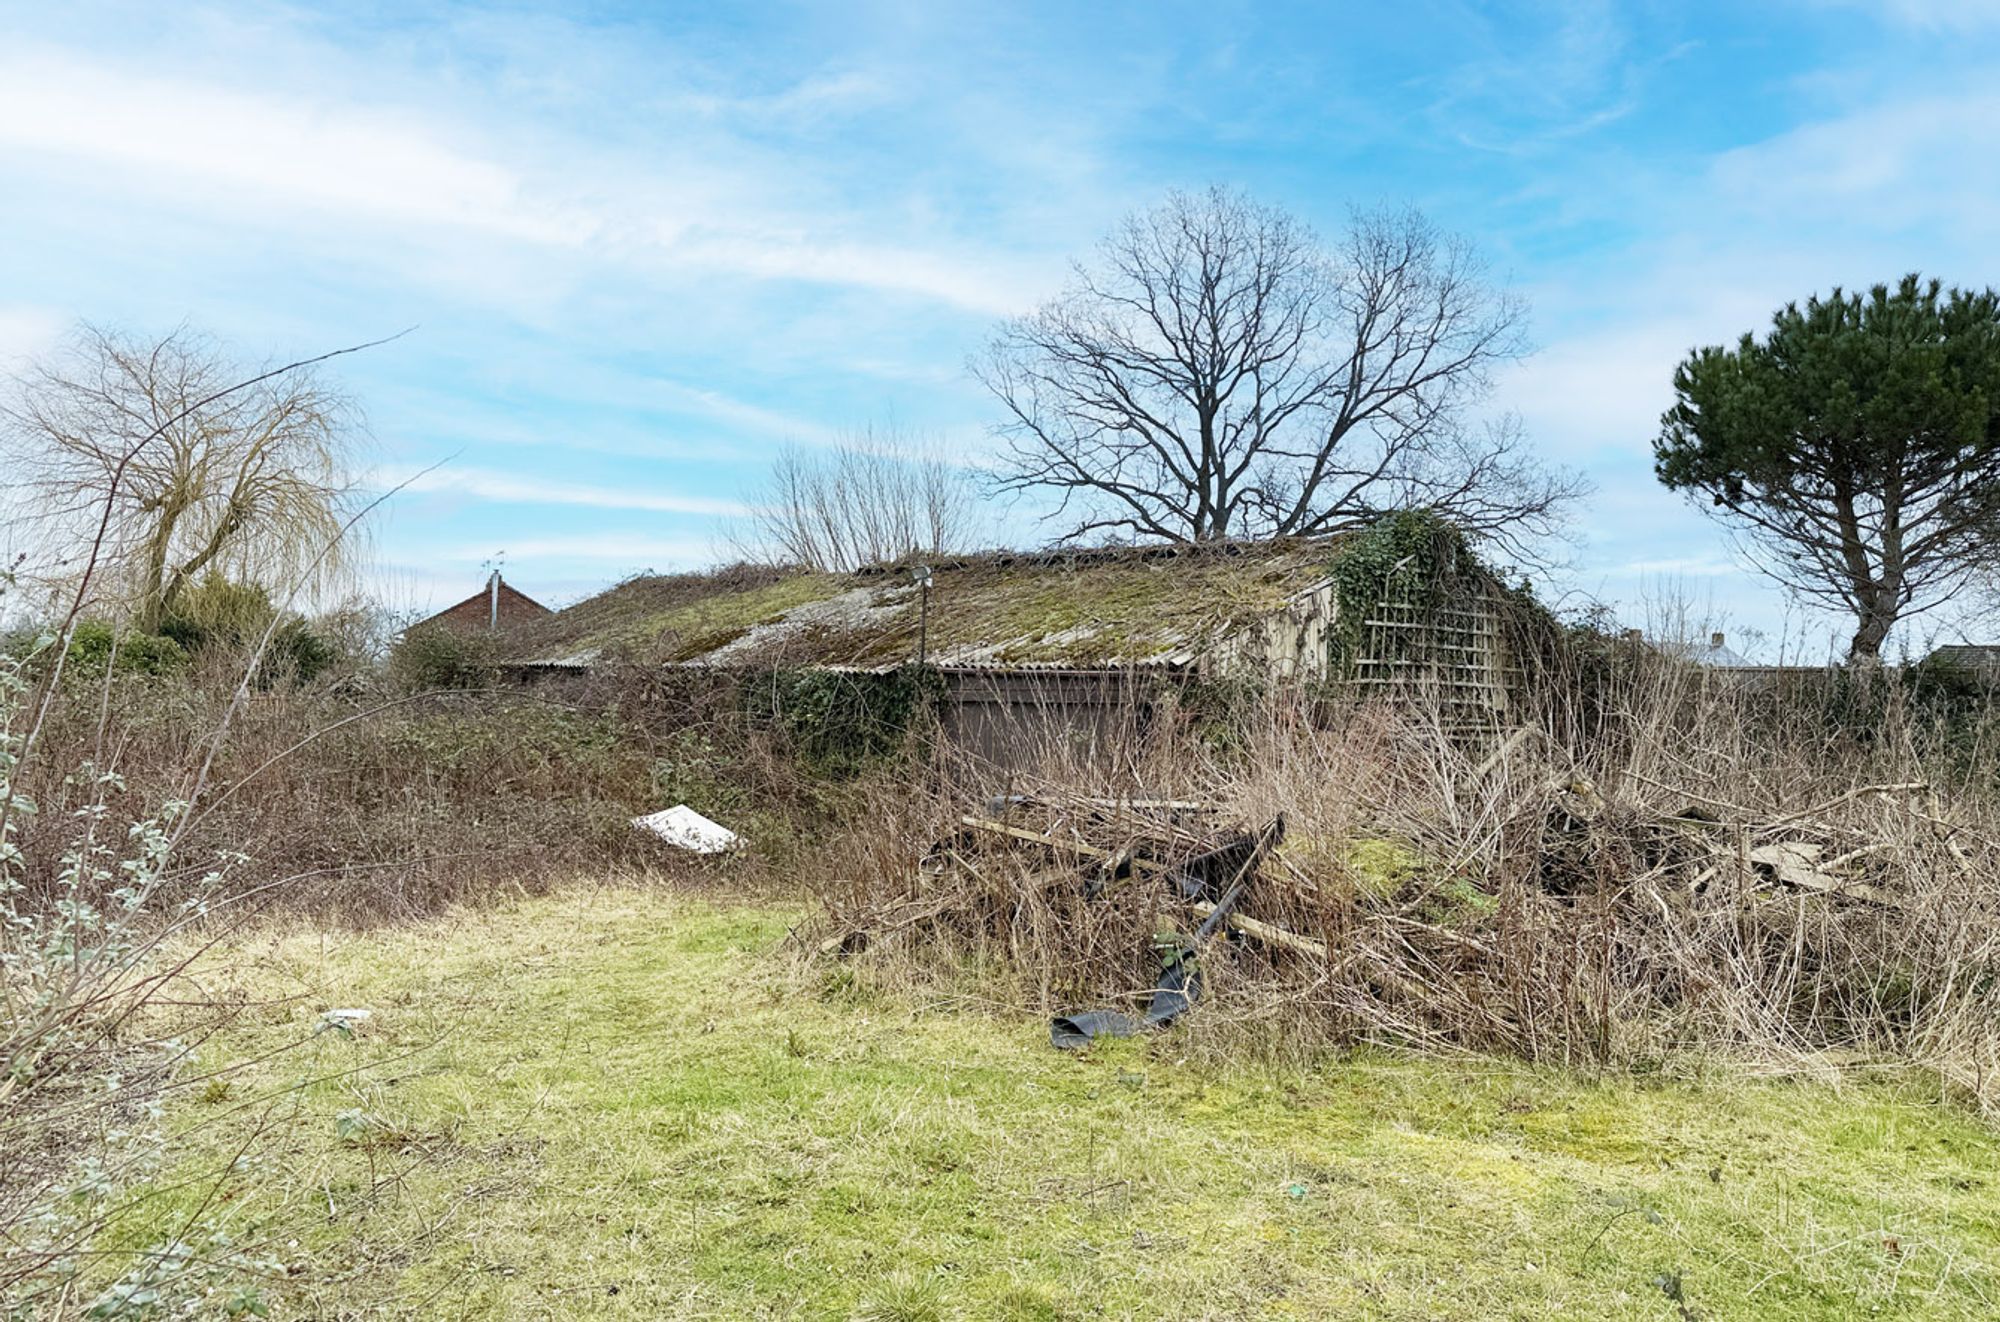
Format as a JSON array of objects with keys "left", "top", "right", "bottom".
[
  {"left": 1567, "top": 773, "right": 1955, "bottom": 912},
  {"left": 807, "top": 740, "right": 1980, "bottom": 1058},
  {"left": 815, "top": 790, "right": 1307, "bottom": 1048}
]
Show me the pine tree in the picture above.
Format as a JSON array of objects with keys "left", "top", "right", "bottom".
[{"left": 1656, "top": 276, "right": 2000, "bottom": 662}]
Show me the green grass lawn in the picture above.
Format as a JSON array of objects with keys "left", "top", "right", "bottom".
[{"left": 103, "top": 889, "right": 2000, "bottom": 1319}]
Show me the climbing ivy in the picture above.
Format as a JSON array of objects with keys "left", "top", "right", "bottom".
[
  {"left": 747, "top": 665, "right": 943, "bottom": 778},
  {"left": 1325, "top": 511, "right": 1481, "bottom": 675}
]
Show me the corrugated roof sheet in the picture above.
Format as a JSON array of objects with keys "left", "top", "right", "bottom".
[
  {"left": 509, "top": 540, "right": 1343, "bottom": 672},
  {"left": 1655, "top": 637, "right": 1761, "bottom": 669},
  {"left": 1928, "top": 644, "right": 2000, "bottom": 667}
]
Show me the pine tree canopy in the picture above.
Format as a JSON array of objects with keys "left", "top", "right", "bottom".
[{"left": 1654, "top": 275, "right": 2000, "bottom": 662}]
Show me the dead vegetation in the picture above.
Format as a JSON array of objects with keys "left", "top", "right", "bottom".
[
  {"left": 804, "top": 648, "right": 2000, "bottom": 1108},
  {"left": 9, "top": 591, "right": 2000, "bottom": 1313}
]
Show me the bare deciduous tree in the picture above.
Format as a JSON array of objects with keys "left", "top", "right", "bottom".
[
  {"left": 2, "top": 326, "right": 362, "bottom": 629},
  {"left": 742, "top": 429, "right": 982, "bottom": 571},
  {"left": 977, "top": 188, "right": 1583, "bottom": 560}
]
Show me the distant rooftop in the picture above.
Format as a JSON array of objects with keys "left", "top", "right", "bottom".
[
  {"left": 1642, "top": 630, "right": 1761, "bottom": 669},
  {"left": 1925, "top": 644, "right": 2000, "bottom": 671},
  {"left": 413, "top": 575, "right": 551, "bottom": 635}
]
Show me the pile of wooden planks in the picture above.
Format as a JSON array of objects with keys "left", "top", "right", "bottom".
[{"left": 816, "top": 790, "right": 1321, "bottom": 962}]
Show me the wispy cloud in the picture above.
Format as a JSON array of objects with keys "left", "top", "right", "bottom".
[
  {"left": 1707, "top": 87, "right": 2000, "bottom": 250},
  {"left": 1815, "top": 0, "right": 2000, "bottom": 33},
  {"left": 438, "top": 533, "right": 721, "bottom": 565},
  {"left": 384, "top": 466, "right": 750, "bottom": 518},
  {"left": 670, "top": 233, "right": 1026, "bottom": 315},
  {"left": 0, "top": 41, "right": 1045, "bottom": 315},
  {"left": 10, "top": 0, "right": 2000, "bottom": 647},
  {"left": 0, "top": 49, "right": 592, "bottom": 246},
  {"left": 1616, "top": 556, "right": 1740, "bottom": 577},
  {"left": 635, "top": 381, "right": 847, "bottom": 450},
  {"left": 1420, "top": 0, "right": 1650, "bottom": 152},
  {"left": 0, "top": 304, "right": 64, "bottom": 369},
  {"left": 1495, "top": 64, "right": 2000, "bottom": 644}
]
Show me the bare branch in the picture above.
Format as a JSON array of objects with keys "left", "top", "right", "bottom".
[
  {"left": 978, "top": 189, "right": 1581, "bottom": 560},
  {"left": 737, "top": 427, "right": 986, "bottom": 571}
]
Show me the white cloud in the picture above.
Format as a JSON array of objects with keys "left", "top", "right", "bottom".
[
  {"left": 1497, "top": 327, "right": 1680, "bottom": 462},
  {"left": 633, "top": 380, "right": 846, "bottom": 450},
  {"left": 1501, "top": 74, "right": 2000, "bottom": 645},
  {"left": 673, "top": 232, "right": 1025, "bottom": 316},
  {"left": 1420, "top": 0, "right": 1652, "bottom": 153},
  {"left": 1816, "top": 0, "right": 2000, "bottom": 32},
  {"left": 438, "top": 533, "right": 720, "bottom": 565},
  {"left": 0, "top": 43, "right": 1047, "bottom": 315},
  {"left": 1708, "top": 89, "right": 2000, "bottom": 245},
  {"left": 383, "top": 466, "right": 750, "bottom": 518},
  {"left": 0, "top": 49, "right": 593, "bottom": 247},
  {"left": 1616, "top": 556, "right": 1740, "bottom": 577},
  {"left": 0, "top": 304, "right": 65, "bottom": 370}
]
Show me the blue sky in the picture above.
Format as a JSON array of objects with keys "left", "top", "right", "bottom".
[{"left": 4, "top": 0, "right": 2000, "bottom": 656}]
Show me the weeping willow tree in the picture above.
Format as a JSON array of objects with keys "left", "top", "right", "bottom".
[{"left": 2, "top": 325, "right": 364, "bottom": 629}]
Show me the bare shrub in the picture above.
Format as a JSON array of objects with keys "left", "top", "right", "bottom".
[
  {"left": 0, "top": 626, "right": 685, "bottom": 1311},
  {"left": 0, "top": 336, "right": 440, "bottom": 1312},
  {"left": 739, "top": 429, "right": 982, "bottom": 571}
]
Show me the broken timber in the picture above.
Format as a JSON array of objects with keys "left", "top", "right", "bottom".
[{"left": 1187, "top": 901, "right": 1328, "bottom": 959}]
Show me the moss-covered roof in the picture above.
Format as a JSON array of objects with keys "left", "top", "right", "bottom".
[{"left": 510, "top": 540, "right": 1344, "bottom": 672}]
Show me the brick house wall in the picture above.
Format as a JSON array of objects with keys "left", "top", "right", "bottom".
[{"left": 415, "top": 578, "right": 552, "bottom": 634}]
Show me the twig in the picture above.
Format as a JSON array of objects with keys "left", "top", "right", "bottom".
[
  {"left": 1186, "top": 902, "right": 1329, "bottom": 958},
  {"left": 1762, "top": 782, "right": 1930, "bottom": 832}
]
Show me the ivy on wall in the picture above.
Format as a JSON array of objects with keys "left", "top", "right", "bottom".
[
  {"left": 1325, "top": 511, "right": 1482, "bottom": 676},
  {"left": 747, "top": 665, "right": 943, "bottom": 778}
]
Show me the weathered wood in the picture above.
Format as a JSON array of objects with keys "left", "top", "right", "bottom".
[
  {"left": 1473, "top": 725, "right": 1542, "bottom": 780},
  {"left": 1072, "top": 795, "right": 1217, "bottom": 813},
  {"left": 957, "top": 815, "right": 1166, "bottom": 873},
  {"left": 1762, "top": 782, "right": 1929, "bottom": 832},
  {"left": 1747, "top": 840, "right": 1896, "bottom": 907},
  {"left": 1188, "top": 901, "right": 1330, "bottom": 959}
]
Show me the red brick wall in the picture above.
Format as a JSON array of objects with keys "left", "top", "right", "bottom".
[{"left": 417, "top": 582, "right": 551, "bottom": 634}]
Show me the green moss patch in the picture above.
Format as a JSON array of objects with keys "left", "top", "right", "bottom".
[
  {"left": 510, "top": 566, "right": 846, "bottom": 661},
  {"left": 514, "top": 543, "right": 1345, "bottom": 672}
]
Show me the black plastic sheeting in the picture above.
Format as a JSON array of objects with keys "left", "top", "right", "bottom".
[
  {"left": 1049, "top": 960, "right": 1199, "bottom": 1049},
  {"left": 1049, "top": 815, "right": 1283, "bottom": 1050}
]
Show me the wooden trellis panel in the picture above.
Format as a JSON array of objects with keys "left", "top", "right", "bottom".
[{"left": 1349, "top": 586, "right": 1517, "bottom": 732}]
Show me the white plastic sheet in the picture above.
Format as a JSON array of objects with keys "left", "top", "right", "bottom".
[{"left": 631, "top": 804, "right": 740, "bottom": 853}]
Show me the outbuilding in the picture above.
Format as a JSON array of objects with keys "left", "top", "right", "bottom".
[{"left": 507, "top": 528, "right": 1523, "bottom": 769}]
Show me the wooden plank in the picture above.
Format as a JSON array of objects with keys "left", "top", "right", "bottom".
[
  {"left": 1188, "top": 901, "right": 1330, "bottom": 958},
  {"left": 1746, "top": 841, "right": 1897, "bottom": 907},
  {"left": 956, "top": 815, "right": 1166, "bottom": 874}
]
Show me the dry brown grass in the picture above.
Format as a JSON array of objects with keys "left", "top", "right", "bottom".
[
  {"left": 805, "top": 648, "right": 2000, "bottom": 1110},
  {"left": 0, "top": 634, "right": 786, "bottom": 1306}
]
